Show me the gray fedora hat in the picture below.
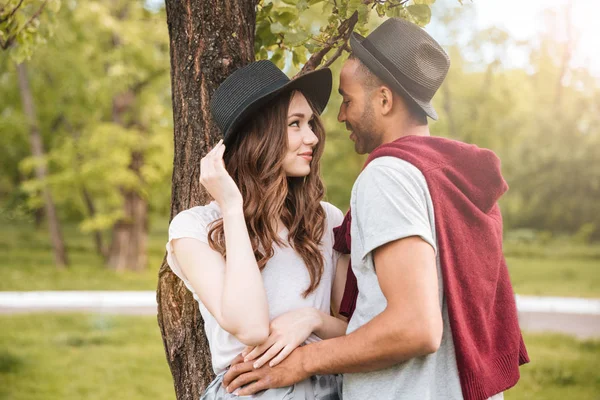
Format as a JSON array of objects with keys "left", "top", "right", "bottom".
[
  {"left": 210, "top": 60, "right": 332, "bottom": 145},
  {"left": 350, "top": 18, "right": 450, "bottom": 120}
]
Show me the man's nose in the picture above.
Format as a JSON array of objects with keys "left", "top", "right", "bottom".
[{"left": 337, "top": 106, "right": 345, "bottom": 123}]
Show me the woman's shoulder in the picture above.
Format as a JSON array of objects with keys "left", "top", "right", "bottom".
[
  {"left": 320, "top": 201, "right": 344, "bottom": 228},
  {"left": 169, "top": 202, "right": 222, "bottom": 233}
]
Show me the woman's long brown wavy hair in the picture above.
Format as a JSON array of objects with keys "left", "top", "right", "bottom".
[{"left": 207, "top": 90, "right": 326, "bottom": 297}]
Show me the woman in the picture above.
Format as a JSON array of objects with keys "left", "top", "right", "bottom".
[{"left": 165, "top": 60, "right": 349, "bottom": 399}]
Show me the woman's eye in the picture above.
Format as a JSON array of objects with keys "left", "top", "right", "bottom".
[
  {"left": 289, "top": 120, "right": 300, "bottom": 128},
  {"left": 309, "top": 119, "right": 316, "bottom": 130}
]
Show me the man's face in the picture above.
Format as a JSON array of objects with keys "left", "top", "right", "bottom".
[{"left": 337, "top": 59, "right": 381, "bottom": 155}]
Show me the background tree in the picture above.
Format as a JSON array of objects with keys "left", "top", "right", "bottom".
[
  {"left": 1, "top": 1, "right": 174, "bottom": 269},
  {"left": 2, "top": 0, "right": 68, "bottom": 267}
]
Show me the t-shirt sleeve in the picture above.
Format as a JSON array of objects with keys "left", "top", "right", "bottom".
[
  {"left": 321, "top": 201, "right": 345, "bottom": 270},
  {"left": 354, "top": 157, "right": 436, "bottom": 261},
  {"left": 323, "top": 202, "right": 345, "bottom": 230},
  {"left": 165, "top": 206, "right": 220, "bottom": 296},
  {"left": 168, "top": 207, "right": 217, "bottom": 245}
]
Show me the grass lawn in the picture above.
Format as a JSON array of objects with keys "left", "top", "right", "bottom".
[
  {"left": 506, "top": 333, "right": 600, "bottom": 399},
  {"left": 507, "top": 257, "right": 600, "bottom": 298},
  {"left": 0, "top": 219, "right": 167, "bottom": 291},
  {"left": 0, "top": 219, "right": 598, "bottom": 298},
  {"left": 0, "top": 314, "right": 174, "bottom": 400},
  {"left": 0, "top": 313, "right": 598, "bottom": 400}
]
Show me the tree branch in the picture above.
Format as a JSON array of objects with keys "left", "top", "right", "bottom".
[
  {"left": 0, "top": 0, "right": 24, "bottom": 23},
  {"left": 0, "top": 0, "right": 47, "bottom": 50},
  {"left": 321, "top": 42, "right": 350, "bottom": 69},
  {"left": 18, "top": 0, "right": 47, "bottom": 34},
  {"left": 131, "top": 68, "right": 169, "bottom": 94},
  {"left": 298, "top": 10, "right": 358, "bottom": 75}
]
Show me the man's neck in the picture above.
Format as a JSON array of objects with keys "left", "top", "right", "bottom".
[{"left": 381, "top": 122, "right": 430, "bottom": 145}]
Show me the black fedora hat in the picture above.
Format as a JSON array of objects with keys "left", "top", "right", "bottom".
[
  {"left": 350, "top": 18, "right": 450, "bottom": 120},
  {"left": 210, "top": 60, "right": 332, "bottom": 145}
]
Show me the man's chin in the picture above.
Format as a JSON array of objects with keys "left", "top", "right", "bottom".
[{"left": 354, "top": 142, "right": 367, "bottom": 155}]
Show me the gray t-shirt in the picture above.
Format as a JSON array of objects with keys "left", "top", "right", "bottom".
[{"left": 343, "top": 156, "right": 503, "bottom": 400}]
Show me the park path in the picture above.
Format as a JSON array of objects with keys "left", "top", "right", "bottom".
[{"left": 1, "top": 291, "right": 599, "bottom": 339}]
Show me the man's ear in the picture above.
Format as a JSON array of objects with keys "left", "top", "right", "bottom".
[{"left": 379, "top": 86, "right": 394, "bottom": 116}]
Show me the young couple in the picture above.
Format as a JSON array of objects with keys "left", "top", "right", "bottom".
[{"left": 166, "top": 18, "right": 529, "bottom": 400}]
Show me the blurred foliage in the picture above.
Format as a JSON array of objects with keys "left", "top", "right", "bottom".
[
  {"left": 1, "top": 0, "right": 599, "bottom": 253},
  {"left": 0, "top": 0, "right": 62, "bottom": 62},
  {"left": 255, "top": 0, "right": 435, "bottom": 69},
  {"left": 1, "top": 1, "right": 173, "bottom": 236},
  {"left": 426, "top": 4, "right": 600, "bottom": 240},
  {"left": 431, "top": 2, "right": 600, "bottom": 243}
]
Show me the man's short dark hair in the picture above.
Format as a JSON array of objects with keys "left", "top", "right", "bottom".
[{"left": 348, "top": 53, "right": 427, "bottom": 125}]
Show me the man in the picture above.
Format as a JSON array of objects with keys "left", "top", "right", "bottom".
[{"left": 223, "top": 18, "right": 529, "bottom": 400}]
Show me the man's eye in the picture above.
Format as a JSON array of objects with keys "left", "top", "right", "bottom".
[
  {"left": 289, "top": 121, "right": 300, "bottom": 127},
  {"left": 343, "top": 100, "right": 350, "bottom": 105}
]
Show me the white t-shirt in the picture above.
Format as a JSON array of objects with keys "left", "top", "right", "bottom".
[
  {"left": 344, "top": 157, "right": 502, "bottom": 400},
  {"left": 166, "top": 201, "right": 344, "bottom": 374}
]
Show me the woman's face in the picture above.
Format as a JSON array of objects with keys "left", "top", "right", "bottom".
[{"left": 282, "top": 91, "right": 319, "bottom": 177}]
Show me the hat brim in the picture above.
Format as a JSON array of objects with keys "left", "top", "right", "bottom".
[
  {"left": 223, "top": 68, "right": 332, "bottom": 144},
  {"left": 350, "top": 33, "right": 438, "bottom": 120}
]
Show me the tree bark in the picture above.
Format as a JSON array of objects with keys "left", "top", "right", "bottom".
[
  {"left": 16, "top": 62, "right": 69, "bottom": 268},
  {"left": 157, "top": 1, "right": 256, "bottom": 398},
  {"left": 106, "top": 91, "right": 149, "bottom": 272},
  {"left": 106, "top": 185, "right": 148, "bottom": 271}
]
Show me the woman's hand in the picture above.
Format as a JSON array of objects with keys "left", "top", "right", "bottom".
[
  {"left": 200, "top": 140, "right": 243, "bottom": 213},
  {"left": 241, "top": 308, "right": 321, "bottom": 369}
]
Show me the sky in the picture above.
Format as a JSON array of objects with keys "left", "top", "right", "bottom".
[{"left": 428, "top": 0, "right": 599, "bottom": 76}]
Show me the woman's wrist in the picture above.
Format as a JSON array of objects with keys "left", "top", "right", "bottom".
[
  {"left": 221, "top": 201, "right": 244, "bottom": 218},
  {"left": 307, "top": 308, "right": 325, "bottom": 336}
]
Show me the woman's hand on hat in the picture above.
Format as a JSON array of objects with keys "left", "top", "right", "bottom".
[{"left": 200, "top": 140, "right": 243, "bottom": 214}]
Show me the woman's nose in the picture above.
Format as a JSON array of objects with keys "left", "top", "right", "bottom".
[{"left": 304, "top": 128, "right": 318, "bottom": 146}]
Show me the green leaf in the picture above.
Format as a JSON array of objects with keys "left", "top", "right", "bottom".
[
  {"left": 292, "top": 49, "right": 307, "bottom": 67},
  {"left": 271, "top": 22, "right": 286, "bottom": 34},
  {"left": 274, "top": 10, "right": 298, "bottom": 26},
  {"left": 270, "top": 50, "right": 285, "bottom": 69},
  {"left": 304, "top": 41, "right": 318, "bottom": 53},
  {"left": 413, "top": 0, "right": 436, "bottom": 5},
  {"left": 257, "top": 47, "right": 269, "bottom": 60},
  {"left": 297, "top": 0, "right": 309, "bottom": 11},
  {"left": 407, "top": 4, "right": 432, "bottom": 26},
  {"left": 284, "top": 30, "right": 309, "bottom": 46}
]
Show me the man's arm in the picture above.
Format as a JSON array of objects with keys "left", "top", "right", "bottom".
[
  {"left": 223, "top": 235, "right": 442, "bottom": 394},
  {"left": 304, "top": 236, "right": 442, "bottom": 373}
]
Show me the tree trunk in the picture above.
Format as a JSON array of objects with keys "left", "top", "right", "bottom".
[
  {"left": 106, "top": 151, "right": 149, "bottom": 272},
  {"left": 81, "top": 187, "right": 107, "bottom": 261},
  {"left": 106, "top": 91, "right": 149, "bottom": 271},
  {"left": 157, "top": 1, "right": 256, "bottom": 398},
  {"left": 16, "top": 62, "right": 69, "bottom": 268}
]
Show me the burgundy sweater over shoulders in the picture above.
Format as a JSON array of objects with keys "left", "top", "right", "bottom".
[{"left": 333, "top": 135, "right": 529, "bottom": 400}]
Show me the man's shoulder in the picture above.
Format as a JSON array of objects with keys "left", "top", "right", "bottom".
[{"left": 355, "top": 156, "right": 427, "bottom": 193}]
